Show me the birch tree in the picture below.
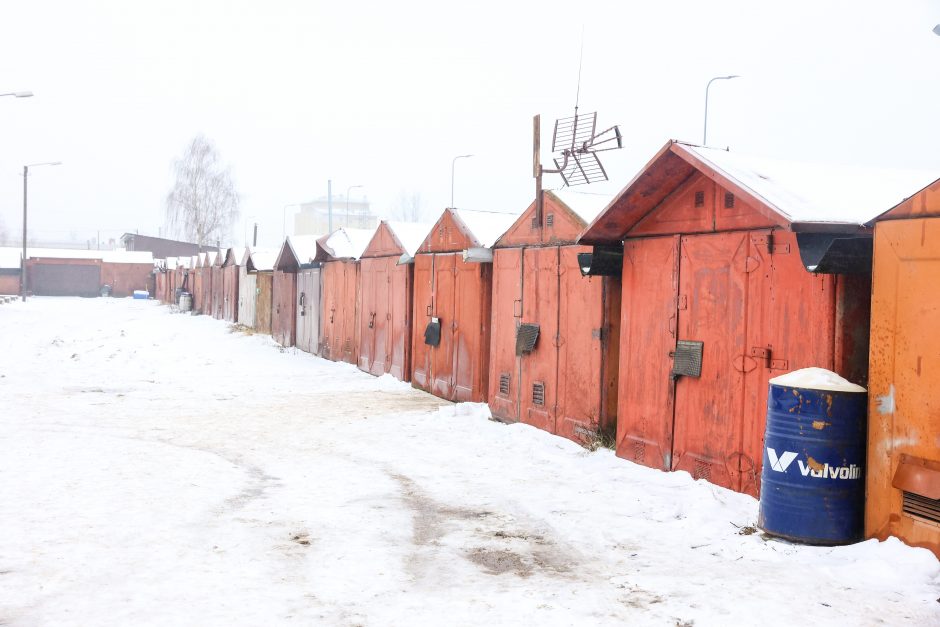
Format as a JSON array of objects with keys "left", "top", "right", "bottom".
[
  {"left": 165, "top": 135, "right": 239, "bottom": 246},
  {"left": 391, "top": 190, "right": 424, "bottom": 222}
]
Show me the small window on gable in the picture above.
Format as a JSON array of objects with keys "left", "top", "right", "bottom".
[
  {"left": 694, "top": 191, "right": 705, "bottom": 208},
  {"left": 725, "top": 192, "right": 735, "bottom": 209}
]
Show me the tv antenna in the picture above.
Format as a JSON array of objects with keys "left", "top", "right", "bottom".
[{"left": 532, "top": 35, "right": 623, "bottom": 226}]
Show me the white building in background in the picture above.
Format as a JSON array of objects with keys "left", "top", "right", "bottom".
[{"left": 294, "top": 195, "right": 378, "bottom": 237}]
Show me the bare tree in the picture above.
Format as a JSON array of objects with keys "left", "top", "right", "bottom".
[
  {"left": 165, "top": 135, "right": 239, "bottom": 246},
  {"left": 390, "top": 190, "right": 424, "bottom": 222}
]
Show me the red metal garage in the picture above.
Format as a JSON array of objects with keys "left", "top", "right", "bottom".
[
  {"left": 412, "top": 208, "right": 517, "bottom": 403},
  {"left": 488, "top": 191, "right": 621, "bottom": 444},
  {"left": 357, "top": 221, "right": 430, "bottom": 380},
  {"left": 272, "top": 235, "right": 319, "bottom": 348},
  {"left": 222, "top": 247, "right": 244, "bottom": 323},
  {"left": 315, "top": 227, "right": 374, "bottom": 363},
  {"left": 210, "top": 251, "right": 224, "bottom": 319},
  {"left": 580, "top": 141, "right": 875, "bottom": 496}
]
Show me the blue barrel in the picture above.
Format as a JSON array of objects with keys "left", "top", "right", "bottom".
[{"left": 758, "top": 371, "right": 867, "bottom": 545}]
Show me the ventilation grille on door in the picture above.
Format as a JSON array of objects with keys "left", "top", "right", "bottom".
[
  {"left": 672, "top": 340, "right": 704, "bottom": 378},
  {"left": 725, "top": 192, "right": 735, "bottom": 208},
  {"left": 632, "top": 440, "right": 646, "bottom": 462},
  {"left": 902, "top": 491, "right": 940, "bottom": 524},
  {"left": 694, "top": 191, "right": 705, "bottom": 208},
  {"left": 693, "top": 459, "right": 711, "bottom": 482},
  {"left": 532, "top": 382, "right": 545, "bottom": 406},
  {"left": 499, "top": 373, "right": 511, "bottom": 396},
  {"left": 515, "top": 323, "right": 540, "bottom": 356}
]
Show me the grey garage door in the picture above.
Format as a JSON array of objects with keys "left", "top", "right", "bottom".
[{"left": 31, "top": 264, "right": 101, "bottom": 297}]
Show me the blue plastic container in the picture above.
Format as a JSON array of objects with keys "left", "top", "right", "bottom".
[{"left": 758, "top": 373, "right": 868, "bottom": 545}]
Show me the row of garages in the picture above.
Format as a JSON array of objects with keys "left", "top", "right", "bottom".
[
  {"left": 0, "top": 248, "right": 153, "bottom": 297},
  {"left": 154, "top": 140, "right": 940, "bottom": 558}
]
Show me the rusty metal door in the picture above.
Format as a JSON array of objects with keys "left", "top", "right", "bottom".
[
  {"left": 295, "top": 268, "right": 320, "bottom": 354},
  {"left": 256, "top": 273, "right": 273, "bottom": 335},
  {"left": 272, "top": 270, "right": 296, "bottom": 347},
  {"left": 617, "top": 236, "right": 680, "bottom": 470},
  {"left": 671, "top": 231, "right": 750, "bottom": 492},
  {"left": 211, "top": 266, "right": 223, "bottom": 319},
  {"left": 369, "top": 260, "right": 390, "bottom": 375},
  {"left": 358, "top": 258, "right": 377, "bottom": 372},
  {"left": 319, "top": 263, "right": 336, "bottom": 358},
  {"left": 223, "top": 265, "right": 238, "bottom": 322},
  {"left": 389, "top": 259, "right": 412, "bottom": 381},
  {"left": 453, "top": 257, "right": 488, "bottom": 402},
  {"left": 411, "top": 254, "right": 434, "bottom": 391},
  {"left": 489, "top": 248, "right": 523, "bottom": 421},
  {"left": 341, "top": 262, "right": 360, "bottom": 365},
  {"left": 556, "top": 245, "right": 607, "bottom": 442},
  {"left": 519, "top": 247, "right": 559, "bottom": 432},
  {"left": 431, "top": 253, "right": 457, "bottom": 399}
]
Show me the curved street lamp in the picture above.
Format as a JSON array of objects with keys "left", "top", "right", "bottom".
[
  {"left": 0, "top": 91, "right": 33, "bottom": 99},
  {"left": 451, "top": 154, "right": 473, "bottom": 208},
  {"left": 703, "top": 75, "right": 740, "bottom": 146},
  {"left": 22, "top": 161, "right": 62, "bottom": 302}
]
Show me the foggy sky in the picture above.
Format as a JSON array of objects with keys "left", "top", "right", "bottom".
[{"left": 1, "top": 0, "right": 938, "bottom": 250}]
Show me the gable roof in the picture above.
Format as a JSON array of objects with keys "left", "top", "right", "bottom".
[
  {"left": 274, "top": 235, "right": 320, "bottom": 270},
  {"left": 870, "top": 176, "right": 940, "bottom": 222},
  {"left": 580, "top": 140, "right": 938, "bottom": 243},
  {"left": 246, "top": 248, "right": 277, "bottom": 272},
  {"left": 494, "top": 190, "right": 614, "bottom": 248},
  {"left": 223, "top": 247, "right": 246, "bottom": 267},
  {"left": 361, "top": 221, "right": 434, "bottom": 258},
  {"left": 315, "top": 227, "right": 375, "bottom": 261}
]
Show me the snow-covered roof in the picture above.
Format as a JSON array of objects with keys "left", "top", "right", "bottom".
[
  {"left": 385, "top": 221, "right": 434, "bottom": 257},
  {"left": 248, "top": 248, "right": 277, "bottom": 272},
  {"left": 548, "top": 189, "right": 617, "bottom": 224},
  {"left": 0, "top": 247, "right": 153, "bottom": 265},
  {"left": 683, "top": 144, "right": 937, "bottom": 226},
  {"left": 224, "top": 247, "right": 247, "bottom": 266},
  {"left": 0, "top": 248, "right": 22, "bottom": 269},
  {"left": 453, "top": 210, "right": 520, "bottom": 248},
  {"left": 320, "top": 227, "right": 375, "bottom": 260},
  {"left": 286, "top": 235, "right": 320, "bottom": 265}
]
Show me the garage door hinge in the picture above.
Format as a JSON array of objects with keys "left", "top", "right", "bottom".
[{"left": 592, "top": 327, "right": 606, "bottom": 340}]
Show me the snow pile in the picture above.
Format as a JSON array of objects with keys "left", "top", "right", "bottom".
[
  {"left": 453, "top": 209, "right": 520, "bottom": 248},
  {"left": 246, "top": 247, "right": 277, "bottom": 272},
  {"left": 322, "top": 227, "right": 375, "bottom": 260},
  {"left": 549, "top": 189, "right": 617, "bottom": 225},
  {"left": 0, "top": 298, "right": 935, "bottom": 626},
  {"left": 285, "top": 234, "right": 320, "bottom": 264},
  {"left": 685, "top": 144, "right": 938, "bottom": 226},
  {"left": 770, "top": 367, "right": 867, "bottom": 392},
  {"left": 385, "top": 221, "right": 434, "bottom": 257}
]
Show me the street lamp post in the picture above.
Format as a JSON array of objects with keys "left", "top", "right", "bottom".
[
  {"left": 451, "top": 154, "right": 473, "bottom": 208},
  {"left": 0, "top": 91, "right": 33, "bottom": 99},
  {"left": 345, "top": 185, "right": 363, "bottom": 228},
  {"left": 703, "top": 75, "right": 740, "bottom": 146},
  {"left": 22, "top": 161, "right": 62, "bottom": 302}
]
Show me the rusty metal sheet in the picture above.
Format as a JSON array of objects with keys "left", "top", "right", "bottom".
[
  {"left": 410, "top": 254, "right": 433, "bottom": 392},
  {"left": 616, "top": 236, "right": 680, "bottom": 471},
  {"left": 430, "top": 253, "right": 456, "bottom": 399},
  {"left": 222, "top": 264, "right": 239, "bottom": 322},
  {"left": 487, "top": 248, "right": 523, "bottom": 421},
  {"left": 255, "top": 272, "right": 273, "bottom": 335},
  {"left": 867, "top": 216, "right": 940, "bottom": 557},
  {"left": 358, "top": 258, "right": 378, "bottom": 372},
  {"left": 494, "top": 192, "right": 587, "bottom": 248},
  {"left": 388, "top": 258, "right": 413, "bottom": 382},
  {"left": 295, "top": 268, "right": 320, "bottom": 354},
  {"left": 272, "top": 270, "right": 296, "bottom": 347},
  {"left": 453, "top": 256, "right": 491, "bottom": 402},
  {"left": 192, "top": 268, "right": 204, "bottom": 312},
  {"left": 518, "top": 247, "right": 558, "bottom": 432},
  {"left": 369, "top": 260, "right": 389, "bottom": 375},
  {"left": 318, "top": 261, "right": 337, "bottom": 358},
  {"left": 341, "top": 262, "right": 359, "bottom": 365},
  {"left": 671, "top": 231, "right": 750, "bottom": 493},
  {"left": 238, "top": 266, "right": 255, "bottom": 328},
  {"left": 211, "top": 265, "right": 223, "bottom": 319}
]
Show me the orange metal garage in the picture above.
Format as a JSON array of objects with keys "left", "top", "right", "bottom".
[
  {"left": 357, "top": 221, "right": 430, "bottom": 380},
  {"left": 411, "top": 208, "right": 517, "bottom": 403},
  {"left": 315, "top": 227, "right": 375, "bottom": 364},
  {"left": 488, "top": 190, "right": 621, "bottom": 444},
  {"left": 580, "top": 140, "right": 901, "bottom": 496},
  {"left": 866, "top": 176, "right": 940, "bottom": 557},
  {"left": 222, "top": 247, "right": 244, "bottom": 323}
]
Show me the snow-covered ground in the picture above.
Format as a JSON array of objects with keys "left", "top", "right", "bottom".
[{"left": 0, "top": 298, "right": 937, "bottom": 626}]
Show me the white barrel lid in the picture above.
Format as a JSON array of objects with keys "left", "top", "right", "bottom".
[{"left": 769, "top": 367, "right": 866, "bottom": 393}]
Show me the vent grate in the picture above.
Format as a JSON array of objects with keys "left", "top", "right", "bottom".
[
  {"left": 546, "top": 213, "right": 554, "bottom": 227},
  {"left": 724, "top": 192, "right": 735, "bottom": 208},
  {"left": 693, "top": 459, "right": 711, "bottom": 481},
  {"left": 532, "top": 382, "right": 545, "bottom": 406},
  {"left": 672, "top": 340, "right": 704, "bottom": 378},
  {"left": 531, "top": 216, "right": 540, "bottom": 229},
  {"left": 499, "top": 373, "right": 511, "bottom": 396},
  {"left": 694, "top": 191, "right": 705, "bottom": 208},
  {"left": 633, "top": 440, "right": 646, "bottom": 462},
  {"left": 515, "top": 323, "right": 540, "bottom": 356},
  {"left": 903, "top": 491, "right": 940, "bottom": 524}
]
